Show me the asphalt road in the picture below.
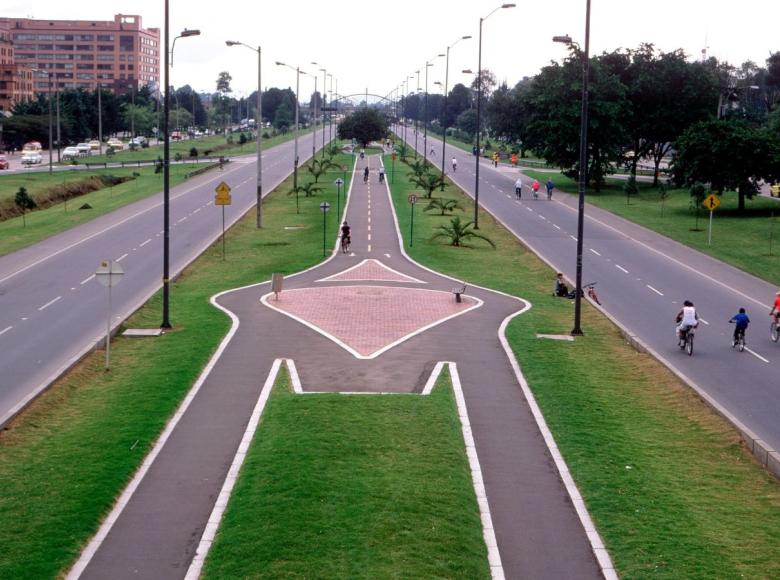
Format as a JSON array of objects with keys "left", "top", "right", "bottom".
[
  {"left": 0, "top": 131, "right": 331, "bottom": 426},
  {"left": 398, "top": 125, "right": 780, "bottom": 454}
]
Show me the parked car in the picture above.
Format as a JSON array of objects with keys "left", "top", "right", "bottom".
[
  {"left": 170, "top": 131, "right": 183, "bottom": 141},
  {"left": 76, "top": 143, "right": 91, "bottom": 155},
  {"left": 0, "top": 155, "right": 9, "bottom": 170},
  {"left": 22, "top": 141, "right": 42, "bottom": 152},
  {"left": 107, "top": 138, "right": 124, "bottom": 150},
  {"left": 62, "top": 146, "right": 81, "bottom": 160},
  {"left": 88, "top": 140, "right": 101, "bottom": 151},
  {"left": 771, "top": 183, "right": 780, "bottom": 198},
  {"left": 130, "top": 136, "right": 147, "bottom": 146},
  {"left": 21, "top": 151, "right": 43, "bottom": 165}
]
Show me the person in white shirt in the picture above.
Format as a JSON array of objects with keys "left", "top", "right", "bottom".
[
  {"left": 451, "top": 157, "right": 457, "bottom": 172},
  {"left": 514, "top": 177, "right": 523, "bottom": 199},
  {"left": 675, "top": 300, "right": 699, "bottom": 339}
]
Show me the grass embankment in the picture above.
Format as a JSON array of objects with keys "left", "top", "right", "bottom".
[
  {"left": 526, "top": 169, "right": 780, "bottom": 287},
  {"left": 83, "top": 127, "right": 314, "bottom": 164},
  {"left": 0, "top": 152, "right": 353, "bottom": 578},
  {"left": 388, "top": 154, "right": 780, "bottom": 579},
  {"left": 0, "top": 164, "right": 197, "bottom": 257},
  {"left": 202, "top": 368, "right": 489, "bottom": 579}
]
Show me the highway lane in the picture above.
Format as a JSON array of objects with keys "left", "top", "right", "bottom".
[
  {"left": 0, "top": 132, "right": 331, "bottom": 425},
  {"left": 397, "top": 126, "right": 780, "bottom": 454}
]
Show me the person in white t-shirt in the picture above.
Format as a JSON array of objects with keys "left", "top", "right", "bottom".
[{"left": 675, "top": 300, "right": 699, "bottom": 340}]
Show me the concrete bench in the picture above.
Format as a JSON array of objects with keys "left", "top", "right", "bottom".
[{"left": 452, "top": 284, "right": 467, "bottom": 303}]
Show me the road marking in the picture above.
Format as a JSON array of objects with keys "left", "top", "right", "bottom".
[
  {"left": 80, "top": 274, "right": 95, "bottom": 285},
  {"left": 646, "top": 284, "right": 664, "bottom": 296},
  {"left": 0, "top": 326, "right": 12, "bottom": 336},
  {"left": 384, "top": 253, "right": 391, "bottom": 258},
  {"left": 38, "top": 296, "right": 62, "bottom": 311},
  {"left": 699, "top": 318, "right": 710, "bottom": 326},
  {"left": 207, "top": 201, "right": 213, "bottom": 206},
  {"left": 178, "top": 217, "right": 187, "bottom": 223},
  {"left": 139, "top": 238, "right": 152, "bottom": 247},
  {"left": 526, "top": 207, "right": 533, "bottom": 212},
  {"left": 367, "top": 244, "right": 372, "bottom": 252},
  {"left": 367, "top": 233, "right": 371, "bottom": 241},
  {"left": 590, "top": 248, "right": 601, "bottom": 256},
  {"left": 552, "top": 224, "right": 561, "bottom": 230},
  {"left": 193, "top": 208, "right": 201, "bottom": 214},
  {"left": 744, "top": 347, "right": 770, "bottom": 363},
  {"left": 116, "top": 253, "right": 128, "bottom": 262},
  {"left": 569, "top": 235, "right": 578, "bottom": 241},
  {"left": 615, "top": 264, "right": 629, "bottom": 273},
  {"left": 71, "top": 287, "right": 77, "bottom": 291}
]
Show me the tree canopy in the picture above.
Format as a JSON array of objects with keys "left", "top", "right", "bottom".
[{"left": 337, "top": 108, "right": 389, "bottom": 147}]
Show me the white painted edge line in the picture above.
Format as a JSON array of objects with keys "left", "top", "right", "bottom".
[
  {"left": 744, "top": 347, "right": 770, "bottom": 363},
  {"left": 38, "top": 296, "right": 62, "bottom": 311},
  {"left": 139, "top": 238, "right": 152, "bottom": 247},
  {"left": 448, "top": 362, "right": 505, "bottom": 579},
  {"left": 316, "top": 257, "right": 426, "bottom": 284},
  {"left": 259, "top": 286, "right": 484, "bottom": 360},
  {"left": 646, "top": 284, "right": 664, "bottom": 296},
  {"left": 497, "top": 309, "right": 617, "bottom": 579},
  {"left": 0, "top": 325, "right": 12, "bottom": 336},
  {"left": 184, "top": 357, "right": 284, "bottom": 580},
  {"left": 65, "top": 284, "right": 244, "bottom": 579},
  {"left": 421, "top": 361, "right": 446, "bottom": 395},
  {"left": 80, "top": 274, "right": 95, "bottom": 285},
  {"left": 590, "top": 248, "right": 601, "bottom": 256},
  {"left": 615, "top": 264, "right": 629, "bottom": 274}
]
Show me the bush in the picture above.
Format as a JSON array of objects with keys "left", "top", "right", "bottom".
[
  {"left": 239, "top": 133, "right": 247, "bottom": 145},
  {"left": 106, "top": 146, "right": 115, "bottom": 157},
  {"left": 262, "top": 131, "right": 271, "bottom": 139},
  {"left": 174, "top": 152, "right": 183, "bottom": 162},
  {"left": 141, "top": 140, "right": 149, "bottom": 148},
  {"left": 204, "top": 149, "right": 212, "bottom": 157},
  {"left": 189, "top": 147, "right": 199, "bottom": 158},
  {"left": 226, "top": 135, "right": 234, "bottom": 144},
  {"left": 155, "top": 156, "right": 163, "bottom": 174}
]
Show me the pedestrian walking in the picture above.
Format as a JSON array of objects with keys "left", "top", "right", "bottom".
[
  {"left": 511, "top": 153, "right": 518, "bottom": 166},
  {"left": 451, "top": 157, "right": 457, "bottom": 172},
  {"left": 546, "top": 179, "right": 554, "bottom": 200},
  {"left": 492, "top": 152, "right": 499, "bottom": 167}
]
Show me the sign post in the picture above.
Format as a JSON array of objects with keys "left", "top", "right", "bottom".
[
  {"left": 391, "top": 152, "right": 397, "bottom": 184},
  {"left": 702, "top": 193, "right": 720, "bottom": 246},
  {"left": 215, "top": 181, "right": 232, "bottom": 260},
  {"left": 319, "top": 201, "right": 331, "bottom": 257},
  {"left": 95, "top": 260, "right": 124, "bottom": 370},
  {"left": 334, "top": 177, "right": 344, "bottom": 220},
  {"left": 408, "top": 194, "right": 417, "bottom": 247}
]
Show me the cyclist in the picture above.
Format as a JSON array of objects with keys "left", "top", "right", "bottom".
[
  {"left": 675, "top": 300, "right": 699, "bottom": 342},
  {"left": 531, "top": 179, "right": 541, "bottom": 199},
  {"left": 451, "top": 157, "right": 457, "bottom": 172},
  {"left": 363, "top": 166, "right": 369, "bottom": 183},
  {"left": 546, "top": 179, "right": 554, "bottom": 200},
  {"left": 771, "top": 290, "right": 780, "bottom": 324},
  {"left": 340, "top": 221, "right": 351, "bottom": 253},
  {"left": 359, "top": 149, "right": 365, "bottom": 159},
  {"left": 729, "top": 307, "right": 750, "bottom": 347},
  {"left": 514, "top": 177, "right": 523, "bottom": 200},
  {"left": 378, "top": 166, "right": 385, "bottom": 183}
]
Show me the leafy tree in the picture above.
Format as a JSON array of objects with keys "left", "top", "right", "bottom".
[
  {"left": 273, "top": 101, "right": 293, "bottom": 132},
  {"left": 673, "top": 119, "right": 780, "bottom": 210},
  {"left": 431, "top": 216, "right": 495, "bottom": 248},
  {"left": 337, "top": 108, "right": 388, "bottom": 147},
  {"left": 443, "top": 83, "right": 472, "bottom": 128},
  {"left": 456, "top": 109, "right": 478, "bottom": 139},
  {"left": 424, "top": 198, "right": 463, "bottom": 216},
  {"left": 15, "top": 187, "right": 37, "bottom": 227},
  {"left": 307, "top": 158, "right": 337, "bottom": 183},
  {"left": 262, "top": 87, "right": 296, "bottom": 124},
  {"left": 122, "top": 104, "right": 156, "bottom": 136},
  {"left": 403, "top": 93, "right": 422, "bottom": 122},
  {"left": 623, "top": 175, "right": 639, "bottom": 205},
  {"left": 215, "top": 71, "right": 233, "bottom": 133}
]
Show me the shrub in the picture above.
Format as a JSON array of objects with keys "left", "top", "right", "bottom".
[
  {"left": 141, "top": 140, "right": 149, "bottom": 148},
  {"left": 203, "top": 149, "right": 212, "bottom": 157},
  {"left": 106, "top": 146, "right": 115, "bottom": 157},
  {"left": 174, "top": 152, "right": 183, "bottom": 162},
  {"left": 189, "top": 147, "right": 199, "bottom": 158},
  {"left": 239, "top": 133, "right": 247, "bottom": 145},
  {"left": 262, "top": 131, "right": 271, "bottom": 139}
]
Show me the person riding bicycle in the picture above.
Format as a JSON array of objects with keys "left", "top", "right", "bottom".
[
  {"left": 729, "top": 307, "right": 750, "bottom": 345},
  {"left": 771, "top": 290, "right": 780, "bottom": 323},
  {"left": 514, "top": 177, "right": 523, "bottom": 200},
  {"left": 531, "top": 179, "right": 541, "bottom": 199},
  {"left": 341, "top": 221, "right": 351, "bottom": 251},
  {"left": 451, "top": 157, "right": 457, "bottom": 172},
  {"left": 675, "top": 300, "right": 699, "bottom": 341},
  {"left": 378, "top": 166, "right": 385, "bottom": 183},
  {"left": 363, "top": 166, "right": 369, "bottom": 183},
  {"left": 359, "top": 149, "right": 365, "bottom": 159},
  {"left": 546, "top": 179, "right": 554, "bottom": 200}
]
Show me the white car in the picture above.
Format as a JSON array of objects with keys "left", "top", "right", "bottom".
[
  {"left": 76, "top": 143, "right": 91, "bottom": 155},
  {"left": 21, "top": 151, "right": 43, "bottom": 165},
  {"left": 107, "top": 139, "right": 124, "bottom": 150},
  {"left": 62, "top": 146, "right": 81, "bottom": 160}
]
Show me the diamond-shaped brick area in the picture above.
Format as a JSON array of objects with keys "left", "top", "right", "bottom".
[
  {"left": 319, "top": 259, "right": 422, "bottom": 283},
  {"left": 265, "top": 285, "right": 478, "bottom": 357}
]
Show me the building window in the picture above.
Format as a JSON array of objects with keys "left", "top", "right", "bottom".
[
  {"left": 75, "top": 45, "right": 92, "bottom": 51},
  {"left": 119, "top": 36, "right": 134, "bottom": 52},
  {"left": 96, "top": 55, "right": 114, "bottom": 61},
  {"left": 98, "top": 45, "right": 114, "bottom": 52},
  {"left": 96, "top": 64, "right": 112, "bottom": 70},
  {"left": 76, "top": 64, "right": 92, "bottom": 70},
  {"left": 74, "top": 34, "right": 94, "bottom": 41},
  {"left": 96, "top": 35, "right": 114, "bottom": 42},
  {"left": 55, "top": 45, "right": 74, "bottom": 51}
]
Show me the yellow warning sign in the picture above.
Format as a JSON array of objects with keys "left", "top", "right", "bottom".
[
  {"left": 215, "top": 191, "right": 232, "bottom": 206},
  {"left": 702, "top": 193, "right": 720, "bottom": 211},
  {"left": 215, "top": 181, "right": 231, "bottom": 196}
]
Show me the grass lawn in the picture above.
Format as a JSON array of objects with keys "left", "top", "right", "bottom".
[
  {"left": 202, "top": 368, "right": 489, "bottom": 579},
  {"left": 388, "top": 154, "right": 780, "bottom": 579},
  {"left": 0, "top": 152, "right": 353, "bottom": 579},
  {"left": 0, "top": 164, "right": 197, "bottom": 256},
  {"left": 525, "top": 169, "right": 780, "bottom": 287}
]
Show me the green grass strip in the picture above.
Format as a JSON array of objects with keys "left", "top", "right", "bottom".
[
  {"left": 0, "top": 152, "right": 353, "bottom": 579},
  {"left": 525, "top": 169, "right": 780, "bottom": 287},
  {"left": 388, "top": 155, "right": 780, "bottom": 579},
  {"left": 202, "top": 366, "right": 490, "bottom": 579}
]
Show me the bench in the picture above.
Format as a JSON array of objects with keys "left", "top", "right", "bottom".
[{"left": 452, "top": 284, "right": 467, "bottom": 303}]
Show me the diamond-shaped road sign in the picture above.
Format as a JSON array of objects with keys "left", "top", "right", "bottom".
[{"left": 702, "top": 193, "right": 720, "bottom": 210}]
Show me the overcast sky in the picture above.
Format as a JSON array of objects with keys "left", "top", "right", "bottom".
[{"left": 5, "top": 0, "right": 780, "bottom": 100}]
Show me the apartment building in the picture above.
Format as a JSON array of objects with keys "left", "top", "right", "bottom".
[
  {"left": 0, "top": 20, "right": 33, "bottom": 113},
  {"left": 0, "top": 14, "right": 159, "bottom": 97}
]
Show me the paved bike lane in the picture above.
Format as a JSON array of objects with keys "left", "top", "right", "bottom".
[{"left": 71, "top": 154, "right": 609, "bottom": 579}]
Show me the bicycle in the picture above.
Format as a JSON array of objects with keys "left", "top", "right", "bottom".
[
  {"left": 678, "top": 326, "right": 695, "bottom": 356},
  {"left": 363, "top": 170, "right": 369, "bottom": 184},
  {"left": 730, "top": 322, "right": 746, "bottom": 351},
  {"left": 341, "top": 235, "right": 351, "bottom": 254},
  {"left": 771, "top": 315, "right": 780, "bottom": 343},
  {"left": 583, "top": 282, "right": 602, "bottom": 305}
]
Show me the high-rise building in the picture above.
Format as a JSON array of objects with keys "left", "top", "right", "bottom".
[
  {"left": 0, "top": 14, "right": 160, "bottom": 98},
  {"left": 0, "top": 20, "right": 33, "bottom": 113}
]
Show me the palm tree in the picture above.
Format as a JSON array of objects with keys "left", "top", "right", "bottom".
[
  {"left": 424, "top": 198, "right": 463, "bottom": 216},
  {"left": 289, "top": 182, "right": 322, "bottom": 198},
  {"left": 307, "top": 158, "right": 337, "bottom": 183},
  {"left": 406, "top": 159, "right": 428, "bottom": 180},
  {"left": 431, "top": 216, "right": 496, "bottom": 248},
  {"left": 409, "top": 171, "right": 446, "bottom": 199}
]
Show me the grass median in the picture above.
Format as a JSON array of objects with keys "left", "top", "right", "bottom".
[
  {"left": 388, "top": 154, "right": 780, "bottom": 579},
  {"left": 0, "top": 151, "right": 353, "bottom": 579},
  {"left": 525, "top": 169, "right": 780, "bottom": 287},
  {"left": 202, "top": 367, "right": 489, "bottom": 579}
]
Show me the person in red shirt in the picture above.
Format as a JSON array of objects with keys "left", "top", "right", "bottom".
[{"left": 771, "top": 291, "right": 780, "bottom": 324}]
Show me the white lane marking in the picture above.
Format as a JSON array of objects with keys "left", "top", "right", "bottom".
[
  {"left": 71, "top": 287, "right": 77, "bottom": 291},
  {"left": 367, "top": 233, "right": 372, "bottom": 241},
  {"left": 384, "top": 253, "right": 391, "bottom": 258},
  {"left": 699, "top": 318, "right": 710, "bottom": 326},
  {"left": 38, "top": 296, "right": 62, "bottom": 311},
  {"left": 0, "top": 326, "right": 13, "bottom": 336},
  {"left": 177, "top": 217, "right": 187, "bottom": 223},
  {"left": 646, "top": 284, "right": 664, "bottom": 296},
  {"left": 744, "top": 347, "right": 770, "bottom": 363},
  {"left": 207, "top": 201, "right": 214, "bottom": 206},
  {"left": 80, "top": 274, "right": 95, "bottom": 285},
  {"left": 590, "top": 249, "right": 601, "bottom": 256},
  {"left": 526, "top": 207, "right": 533, "bottom": 212},
  {"left": 569, "top": 235, "right": 578, "bottom": 241},
  {"left": 553, "top": 224, "right": 561, "bottom": 230},
  {"left": 367, "top": 244, "right": 372, "bottom": 252},
  {"left": 615, "top": 264, "right": 629, "bottom": 274},
  {"left": 116, "top": 253, "right": 129, "bottom": 262},
  {"left": 193, "top": 208, "right": 201, "bottom": 214},
  {"left": 139, "top": 238, "right": 152, "bottom": 247},
  {"left": 368, "top": 225, "right": 371, "bottom": 232}
]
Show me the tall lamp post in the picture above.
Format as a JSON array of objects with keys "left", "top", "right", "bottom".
[
  {"left": 276, "top": 61, "right": 304, "bottom": 190},
  {"left": 226, "top": 40, "right": 263, "bottom": 228},
  {"left": 554, "top": 0, "right": 591, "bottom": 336},
  {"left": 473, "top": 3, "right": 515, "bottom": 229},
  {"left": 161, "top": 11, "right": 200, "bottom": 329},
  {"left": 423, "top": 55, "right": 444, "bottom": 164},
  {"left": 440, "top": 35, "right": 472, "bottom": 185},
  {"left": 414, "top": 70, "right": 421, "bottom": 158},
  {"left": 318, "top": 67, "right": 327, "bottom": 157},
  {"left": 31, "top": 69, "right": 53, "bottom": 174}
]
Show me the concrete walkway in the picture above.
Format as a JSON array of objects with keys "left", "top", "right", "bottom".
[{"left": 70, "top": 154, "right": 608, "bottom": 580}]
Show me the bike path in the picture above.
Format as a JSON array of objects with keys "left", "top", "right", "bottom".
[{"left": 73, "top": 154, "right": 607, "bottom": 579}]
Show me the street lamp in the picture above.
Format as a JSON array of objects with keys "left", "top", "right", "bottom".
[
  {"left": 414, "top": 70, "right": 421, "bottom": 158},
  {"left": 473, "top": 3, "right": 515, "bottom": 229},
  {"left": 161, "top": 3, "right": 200, "bottom": 329},
  {"left": 31, "top": 68, "right": 53, "bottom": 174},
  {"left": 553, "top": 0, "right": 591, "bottom": 336},
  {"left": 226, "top": 40, "right": 263, "bottom": 228},
  {"left": 440, "top": 35, "right": 472, "bottom": 187},
  {"left": 276, "top": 61, "right": 304, "bottom": 190},
  {"left": 423, "top": 55, "right": 444, "bottom": 164}
]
